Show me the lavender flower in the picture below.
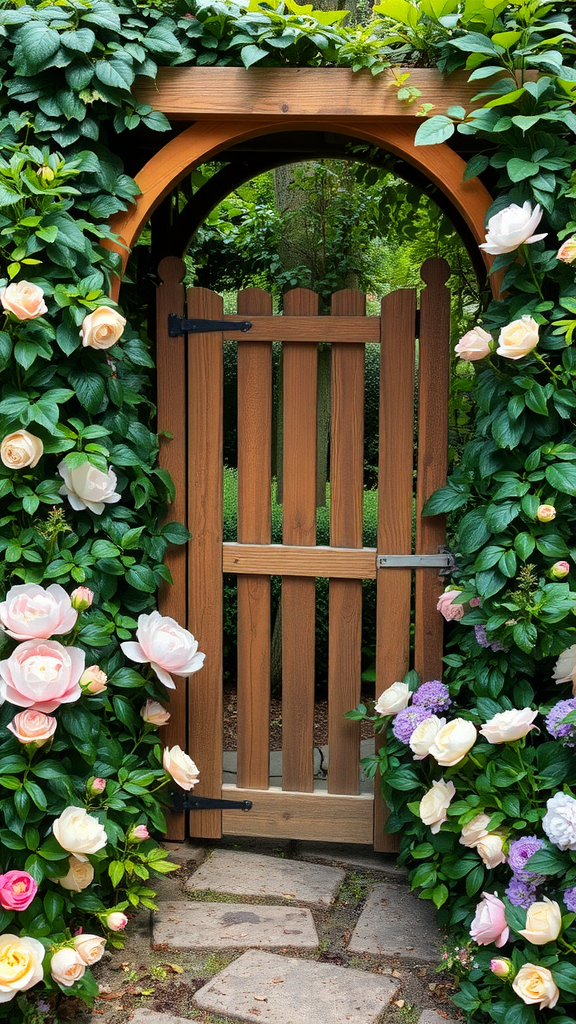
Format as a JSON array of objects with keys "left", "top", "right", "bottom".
[
  {"left": 545, "top": 698, "right": 576, "bottom": 746},
  {"left": 474, "top": 624, "right": 508, "bottom": 653},
  {"left": 392, "top": 705, "right": 430, "bottom": 744},
  {"left": 505, "top": 875, "right": 539, "bottom": 909},
  {"left": 412, "top": 681, "right": 452, "bottom": 714},
  {"left": 563, "top": 886, "right": 576, "bottom": 913},
  {"left": 507, "top": 836, "right": 545, "bottom": 879}
]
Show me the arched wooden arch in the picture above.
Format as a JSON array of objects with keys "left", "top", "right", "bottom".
[{"left": 108, "top": 117, "right": 497, "bottom": 300}]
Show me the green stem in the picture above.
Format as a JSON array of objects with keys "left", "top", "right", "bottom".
[
  {"left": 533, "top": 351, "right": 561, "bottom": 383},
  {"left": 521, "top": 243, "right": 545, "bottom": 301}
]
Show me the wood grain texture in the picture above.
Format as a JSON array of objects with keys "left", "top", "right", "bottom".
[
  {"left": 414, "top": 260, "right": 450, "bottom": 683},
  {"left": 187, "top": 287, "right": 224, "bottom": 839},
  {"left": 223, "top": 542, "right": 377, "bottom": 578},
  {"left": 374, "top": 288, "right": 416, "bottom": 853},
  {"left": 282, "top": 289, "right": 318, "bottom": 794},
  {"left": 221, "top": 785, "right": 373, "bottom": 843},
  {"left": 156, "top": 256, "right": 187, "bottom": 842},
  {"left": 220, "top": 314, "right": 379, "bottom": 342},
  {"left": 236, "top": 289, "right": 273, "bottom": 791},
  {"left": 327, "top": 290, "right": 365, "bottom": 796}
]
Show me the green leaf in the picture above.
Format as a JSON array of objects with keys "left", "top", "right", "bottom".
[
  {"left": 512, "top": 621, "right": 537, "bottom": 652},
  {"left": 552, "top": 962, "right": 576, "bottom": 995},
  {"left": 414, "top": 115, "right": 455, "bottom": 146},
  {"left": 15, "top": 22, "right": 61, "bottom": 69},
  {"left": 546, "top": 463, "right": 576, "bottom": 496},
  {"left": 507, "top": 157, "right": 540, "bottom": 182},
  {"left": 463, "top": 154, "right": 489, "bottom": 181},
  {"left": 240, "top": 44, "right": 269, "bottom": 68},
  {"left": 60, "top": 28, "right": 96, "bottom": 52},
  {"left": 125, "top": 564, "right": 157, "bottom": 593},
  {"left": 69, "top": 372, "right": 106, "bottom": 414},
  {"left": 108, "top": 860, "right": 125, "bottom": 888},
  {"left": 457, "top": 507, "right": 491, "bottom": 554},
  {"left": 514, "top": 532, "right": 535, "bottom": 560}
]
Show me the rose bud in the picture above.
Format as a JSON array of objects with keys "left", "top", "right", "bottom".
[
  {"left": 87, "top": 777, "right": 106, "bottom": 796},
  {"left": 128, "top": 824, "right": 150, "bottom": 843},
  {"left": 537, "top": 504, "right": 556, "bottom": 523},
  {"left": 106, "top": 912, "right": 128, "bottom": 931},
  {"left": 558, "top": 238, "right": 576, "bottom": 264},
  {"left": 37, "top": 165, "right": 55, "bottom": 183},
  {"left": 70, "top": 587, "right": 94, "bottom": 611},
  {"left": 491, "top": 957, "right": 515, "bottom": 980},
  {"left": 550, "top": 560, "right": 570, "bottom": 579},
  {"left": 80, "top": 666, "right": 108, "bottom": 694},
  {"left": 140, "top": 699, "right": 171, "bottom": 726}
]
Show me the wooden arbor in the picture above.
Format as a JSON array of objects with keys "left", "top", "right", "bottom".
[{"left": 108, "top": 68, "right": 497, "bottom": 847}]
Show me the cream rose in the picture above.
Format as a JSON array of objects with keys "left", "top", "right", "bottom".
[
  {"left": 121, "top": 610, "right": 205, "bottom": 689},
  {"left": 454, "top": 326, "right": 492, "bottom": 361},
  {"left": 409, "top": 715, "right": 446, "bottom": 760},
  {"left": 163, "top": 745, "right": 200, "bottom": 791},
  {"left": 79, "top": 665, "right": 107, "bottom": 694},
  {"left": 419, "top": 778, "right": 456, "bottom": 834},
  {"left": 73, "top": 934, "right": 106, "bottom": 966},
  {"left": 480, "top": 201, "right": 547, "bottom": 255},
  {"left": 553, "top": 644, "right": 576, "bottom": 693},
  {"left": 557, "top": 238, "right": 576, "bottom": 264},
  {"left": 50, "top": 947, "right": 85, "bottom": 987},
  {"left": 459, "top": 813, "right": 491, "bottom": 848},
  {"left": 0, "top": 934, "right": 44, "bottom": 1002},
  {"left": 475, "top": 833, "right": 507, "bottom": 869},
  {"left": 141, "top": 699, "right": 171, "bottom": 726},
  {"left": 52, "top": 806, "right": 107, "bottom": 862},
  {"left": 480, "top": 707, "right": 538, "bottom": 744},
  {"left": 519, "top": 898, "right": 562, "bottom": 945},
  {"left": 512, "top": 964, "right": 559, "bottom": 1009},
  {"left": 80, "top": 306, "right": 126, "bottom": 349},
  {"left": 0, "top": 583, "right": 77, "bottom": 641},
  {"left": 57, "top": 856, "right": 94, "bottom": 892},
  {"left": 496, "top": 315, "right": 539, "bottom": 360},
  {"left": 1, "top": 430, "right": 43, "bottom": 470},
  {"left": 374, "top": 681, "right": 411, "bottom": 716},
  {"left": 0, "top": 281, "right": 47, "bottom": 320},
  {"left": 428, "top": 718, "right": 477, "bottom": 767},
  {"left": 7, "top": 710, "right": 57, "bottom": 746},
  {"left": 58, "top": 460, "right": 121, "bottom": 515}
]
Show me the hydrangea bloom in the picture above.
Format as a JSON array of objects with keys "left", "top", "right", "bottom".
[
  {"left": 543, "top": 792, "right": 576, "bottom": 850},
  {"left": 392, "top": 706, "right": 430, "bottom": 744},
  {"left": 545, "top": 698, "right": 576, "bottom": 746},
  {"left": 563, "top": 887, "right": 576, "bottom": 913},
  {"left": 412, "top": 681, "right": 452, "bottom": 714},
  {"left": 506, "top": 875, "right": 539, "bottom": 909},
  {"left": 474, "top": 625, "right": 508, "bottom": 653},
  {"left": 507, "top": 836, "right": 545, "bottom": 879}
]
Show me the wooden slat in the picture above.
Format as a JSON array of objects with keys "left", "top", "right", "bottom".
[
  {"left": 282, "top": 289, "right": 318, "bottom": 794},
  {"left": 187, "top": 287, "right": 224, "bottom": 839},
  {"left": 415, "top": 259, "right": 451, "bottom": 683},
  {"left": 328, "top": 290, "right": 365, "bottom": 796},
  {"left": 156, "top": 257, "right": 187, "bottom": 842},
  {"left": 375, "top": 288, "right": 417, "bottom": 853},
  {"left": 221, "top": 315, "right": 379, "bottom": 342},
  {"left": 133, "top": 67, "right": 531, "bottom": 121},
  {"left": 221, "top": 785, "right": 373, "bottom": 843},
  {"left": 223, "top": 542, "right": 376, "bottom": 578},
  {"left": 236, "top": 288, "right": 273, "bottom": 790}
]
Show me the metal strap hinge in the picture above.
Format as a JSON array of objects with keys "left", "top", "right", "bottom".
[
  {"left": 171, "top": 791, "right": 253, "bottom": 813},
  {"left": 376, "top": 552, "right": 453, "bottom": 569},
  {"left": 168, "top": 314, "right": 252, "bottom": 337}
]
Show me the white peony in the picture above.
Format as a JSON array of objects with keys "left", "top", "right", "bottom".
[
  {"left": 480, "top": 201, "right": 547, "bottom": 254},
  {"left": 542, "top": 791, "right": 576, "bottom": 850}
]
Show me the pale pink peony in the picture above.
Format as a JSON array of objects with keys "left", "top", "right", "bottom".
[
  {"left": 436, "top": 590, "right": 465, "bottom": 622},
  {"left": 0, "top": 281, "right": 47, "bottom": 320},
  {"left": 470, "top": 892, "right": 509, "bottom": 947},
  {"left": 0, "top": 640, "right": 84, "bottom": 713},
  {"left": 121, "top": 611, "right": 205, "bottom": 689},
  {"left": 0, "top": 871, "right": 38, "bottom": 912},
  {"left": 7, "top": 710, "right": 57, "bottom": 746},
  {"left": 0, "top": 583, "right": 77, "bottom": 641}
]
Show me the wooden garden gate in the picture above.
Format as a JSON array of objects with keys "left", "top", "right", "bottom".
[{"left": 157, "top": 256, "right": 451, "bottom": 851}]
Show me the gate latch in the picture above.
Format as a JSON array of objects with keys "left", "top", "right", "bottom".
[
  {"left": 171, "top": 792, "right": 253, "bottom": 813},
  {"left": 168, "top": 314, "right": 252, "bottom": 337},
  {"left": 376, "top": 550, "right": 454, "bottom": 570}
]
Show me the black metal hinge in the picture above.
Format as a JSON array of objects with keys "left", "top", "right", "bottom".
[
  {"left": 171, "top": 791, "right": 253, "bottom": 813},
  {"left": 168, "top": 314, "right": 252, "bottom": 337}
]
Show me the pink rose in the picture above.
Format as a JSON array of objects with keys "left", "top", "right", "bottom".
[
  {"left": 7, "top": 710, "right": 57, "bottom": 746},
  {"left": 436, "top": 590, "right": 465, "bottom": 622},
  {"left": 0, "top": 281, "right": 47, "bottom": 320},
  {"left": 454, "top": 326, "right": 492, "bottom": 361},
  {"left": 470, "top": 892, "right": 509, "bottom": 948},
  {"left": 87, "top": 777, "right": 106, "bottom": 795},
  {"left": 140, "top": 699, "right": 171, "bottom": 726},
  {"left": 121, "top": 611, "right": 205, "bottom": 689},
  {"left": 0, "top": 640, "right": 84, "bottom": 713},
  {"left": 550, "top": 561, "right": 570, "bottom": 579},
  {"left": 0, "top": 583, "right": 77, "bottom": 641},
  {"left": 0, "top": 871, "right": 38, "bottom": 912},
  {"left": 128, "top": 824, "right": 149, "bottom": 842}
]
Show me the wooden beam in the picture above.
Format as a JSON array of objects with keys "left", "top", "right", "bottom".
[
  {"left": 224, "top": 315, "right": 380, "bottom": 342},
  {"left": 223, "top": 542, "right": 377, "bottom": 579},
  {"left": 221, "top": 784, "right": 374, "bottom": 844}
]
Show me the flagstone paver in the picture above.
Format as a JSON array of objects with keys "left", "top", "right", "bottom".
[
  {"left": 153, "top": 900, "right": 319, "bottom": 949},
  {"left": 193, "top": 949, "right": 399, "bottom": 1024},
  {"left": 347, "top": 882, "right": 441, "bottom": 963},
  {"left": 128, "top": 1011, "right": 196, "bottom": 1024},
  {"left": 187, "top": 849, "right": 345, "bottom": 906},
  {"left": 418, "top": 1011, "right": 459, "bottom": 1024}
]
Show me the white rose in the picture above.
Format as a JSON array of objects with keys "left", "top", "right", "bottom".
[
  {"left": 80, "top": 306, "right": 126, "bottom": 349},
  {"left": 542, "top": 791, "right": 576, "bottom": 850},
  {"left": 374, "top": 681, "right": 411, "bottom": 716},
  {"left": 0, "top": 934, "right": 44, "bottom": 1001},
  {"left": 73, "top": 934, "right": 106, "bottom": 965},
  {"left": 480, "top": 707, "right": 538, "bottom": 744},
  {"left": 50, "top": 947, "right": 85, "bottom": 987},
  {"left": 419, "top": 778, "right": 456, "bottom": 834},
  {"left": 454, "top": 326, "right": 492, "bottom": 361},
  {"left": 496, "top": 315, "right": 539, "bottom": 360},
  {"left": 1, "top": 430, "right": 43, "bottom": 470},
  {"left": 57, "top": 855, "right": 95, "bottom": 892},
  {"left": 480, "top": 201, "right": 547, "bottom": 255},
  {"left": 513, "top": 964, "right": 559, "bottom": 1009},
  {"left": 409, "top": 715, "right": 446, "bottom": 760},
  {"left": 553, "top": 644, "right": 576, "bottom": 694},
  {"left": 428, "top": 718, "right": 477, "bottom": 767},
  {"left": 475, "top": 833, "right": 506, "bottom": 869},
  {"left": 52, "top": 806, "right": 107, "bottom": 862},
  {"left": 163, "top": 745, "right": 200, "bottom": 791},
  {"left": 58, "top": 460, "right": 121, "bottom": 515},
  {"left": 519, "top": 898, "right": 562, "bottom": 945},
  {"left": 459, "top": 813, "right": 491, "bottom": 848}
]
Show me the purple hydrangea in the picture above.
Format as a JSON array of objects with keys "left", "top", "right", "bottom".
[
  {"left": 507, "top": 836, "right": 545, "bottom": 879},
  {"left": 392, "top": 705, "right": 431, "bottom": 744},
  {"left": 474, "top": 624, "right": 508, "bottom": 653},
  {"left": 545, "top": 698, "right": 576, "bottom": 746},
  {"left": 412, "top": 681, "right": 452, "bottom": 714},
  {"left": 505, "top": 875, "right": 539, "bottom": 909},
  {"left": 564, "top": 886, "right": 576, "bottom": 913}
]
